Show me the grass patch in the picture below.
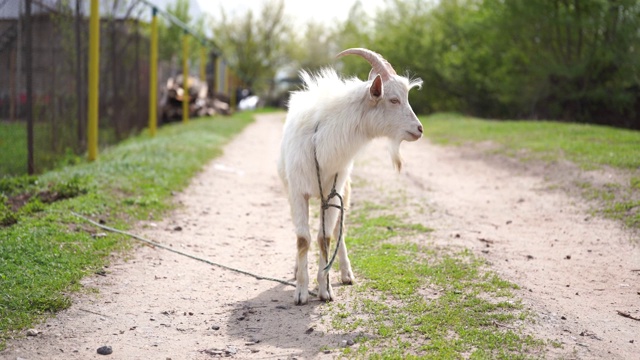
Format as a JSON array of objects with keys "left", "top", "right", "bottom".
[
  {"left": 423, "top": 113, "right": 640, "bottom": 230},
  {"left": 0, "top": 112, "right": 254, "bottom": 349},
  {"left": 0, "top": 122, "right": 27, "bottom": 176},
  {"left": 424, "top": 113, "right": 640, "bottom": 170},
  {"left": 327, "top": 211, "right": 544, "bottom": 358}
]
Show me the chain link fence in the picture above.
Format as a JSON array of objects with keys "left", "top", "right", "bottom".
[{"left": 0, "top": 0, "right": 221, "bottom": 176}]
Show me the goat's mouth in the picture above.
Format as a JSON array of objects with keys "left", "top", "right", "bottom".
[{"left": 405, "top": 131, "right": 422, "bottom": 141}]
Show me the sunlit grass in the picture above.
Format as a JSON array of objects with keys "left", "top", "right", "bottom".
[
  {"left": 0, "top": 113, "right": 254, "bottom": 350},
  {"left": 424, "top": 113, "right": 640, "bottom": 170}
]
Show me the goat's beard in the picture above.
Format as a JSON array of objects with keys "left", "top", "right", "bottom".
[{"left": 388, "top": 139, "right": 403, "bottom": 172}]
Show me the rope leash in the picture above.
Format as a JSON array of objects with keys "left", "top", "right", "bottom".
[
  {"left": 312, "top": 123, "right": 345, "bottom": 275},
  {"left": 70, "top": 212, "right": 317, "bottom": 297}
]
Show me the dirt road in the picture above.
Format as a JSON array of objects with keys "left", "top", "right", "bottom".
[{"left": 2, "top": 113, "right": 639, "bottom": 359}]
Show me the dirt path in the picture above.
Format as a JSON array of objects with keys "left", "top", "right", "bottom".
[{"left": 2, "top": 113, "right": 639, "bottom": 359}]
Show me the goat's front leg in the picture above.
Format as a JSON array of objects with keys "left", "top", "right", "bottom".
[
  {"left": 336, "top": 179, "right": 354, "bottom": 285},
  {"left": 317, "top": 198, "right": 341, "bottom": 302},
  {"left": 291, "top": 194, "right": 311, "bottom": 305}
]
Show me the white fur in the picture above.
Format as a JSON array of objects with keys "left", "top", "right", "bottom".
[{"left": 278, "top": 66, "right": 423, "bottom": 305}]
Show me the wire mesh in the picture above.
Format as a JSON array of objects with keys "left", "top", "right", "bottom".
[{"left": 0, "top": 0, "right": 220, "bottom": 176}]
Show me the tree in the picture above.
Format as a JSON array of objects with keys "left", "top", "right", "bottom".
[
  {"left": 210, "top": 0, "right": 292, "bottom": 92},
  {"left": 157, "top": 0, "right": 205, "bottom": 65}
]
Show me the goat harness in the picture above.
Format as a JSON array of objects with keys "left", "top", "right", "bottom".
[{"left": 313, "top": 123, "right": 345, "bottom": 276}]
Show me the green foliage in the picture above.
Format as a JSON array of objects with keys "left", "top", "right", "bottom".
[
  {"left": 338, "top": 0, "right": 640, "bottom": 128},
  {"left": 157, "top": 0, "right": 205, "bottom": 64},
  {"left": 210, "top": 0, "right": 292, "bottom": 92},
  {"left": 0, "top": 113, "right": 254, "bottom": 350}
]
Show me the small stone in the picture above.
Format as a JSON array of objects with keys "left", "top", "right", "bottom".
[
  {"left": 561, "top": 316, "right": 567, "bottom": 320},
  {"left": 211, "top": 325, "right": 220, "bottom": 330},
  {"left": 305, "top": 327, "right": 314, "bottom": 335},
  {"left": 565, "top": 255, "right": 571, "bottom": 260},
  {"left": 340, "top": 340, "right": 348, "bottom": 347},
  {"left": 188, "top": 312, "right": 194, "bottom": 316},
  {"left": 173, "top": 226, "right": 182, "bottom": 231},
  {"left": 346, "top": 339, "right": 355, "bottom": 346},
  {"left": 97, "top": 345, "right": 113, "bottom": 355},
  {"left": 631, "top": 340, "right": 635, "bottom": 344},
  {"left": 26, "top": 329, "right": 39, "bottom": 336},
  {"left": 276, "top": 305, "right": 289, "bottom": 310},
  {"left": 323, "top": 349, "right": 331, "bottom": 354},
  {"left": 250, "top": 349, "right": 260, "bottom": 353}
]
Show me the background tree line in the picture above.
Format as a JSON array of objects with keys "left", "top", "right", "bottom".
[{"left": 172, "top": 0, "right": 640, "bottom": 129}]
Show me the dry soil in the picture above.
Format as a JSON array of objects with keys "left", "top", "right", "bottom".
[{"left": 1, "top": 113, "right": 639, "bottom": 360}]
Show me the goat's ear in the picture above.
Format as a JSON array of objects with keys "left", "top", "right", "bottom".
[{"left": 369, "top": 74, "right": 383, "bottom": 99}]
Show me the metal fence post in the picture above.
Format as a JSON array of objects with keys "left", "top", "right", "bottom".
[
  {"left": 87, "top": 0, "right": 99, "bottom": 161},
  {"left": 182, "top": 32, "right": 189, "bottom": 123},
  {"left": 199, "top": 45, "right": 206, "bottom": 82},
  {"left": 149, "top": 7, "right": 158, "bottom": 136},
  {"left": 25, "top": 0, "right": 34, "bottom": 174}
]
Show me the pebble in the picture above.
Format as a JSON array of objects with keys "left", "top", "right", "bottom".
[
  {"left": 211, "top": 325, "right": 220, "bottom": 330},
  {"left": 97, "top": 345, "right": 113, "bottom": 355},
  {"left": 26, "top": 329, "right": 39, "bottom": 336}
]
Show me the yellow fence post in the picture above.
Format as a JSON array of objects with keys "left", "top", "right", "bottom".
[
  {"left": 148, "top": 7, "right": 158, "bottom": 136},
  {"left": 223, "top": 60, "right": 229, "bottom": 97},
  {"left": 199, "top": 46, "right": 206, "bottom": 82},
  {"left": 87, "top": 0, "right": 99, "bottom": 161},
  {"left": 230, "top": 71, "right": 236, "bottom": 112},
  {"left": 182, "top": 33, "right": 189, "bottom": 123},
  {"left": 214, "top": 56, "right": 221, "bottom": 95}
]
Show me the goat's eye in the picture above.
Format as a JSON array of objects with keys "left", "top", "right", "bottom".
[{"left": 390, "top": 98, "right": 400, "bottom": 104}]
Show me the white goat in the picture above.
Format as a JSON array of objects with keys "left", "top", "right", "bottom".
[{"left": 277, "top": 48, "right": 423, "bottom": 304}]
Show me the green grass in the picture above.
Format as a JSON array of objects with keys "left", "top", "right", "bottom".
[
  {"left": 0, "top": 112, "right": 254, "bottom": 350},
  {"left": 327, "top": 210, "right": 545, "bottom": 358},
  {"left": 424, "top": 113, "right": 640, "bottom": 170},
  {"left": 423, "top": 113, "right": 640, "bottom": 230},
  {"left": 0, "top": 122, "right": 27, "bottom": 176}
]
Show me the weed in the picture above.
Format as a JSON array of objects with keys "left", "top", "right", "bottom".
[{"left": 327, "top": 210, "right": 544, "bottom": 358}]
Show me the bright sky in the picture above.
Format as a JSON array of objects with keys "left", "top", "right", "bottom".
[{"left": 196, "top": 0, "right": 385, "bottom": 29}]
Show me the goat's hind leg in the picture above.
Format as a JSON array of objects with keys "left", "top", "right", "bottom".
[
  {"left": 291, "top": 194, "right": 311, "bottom": 305},
  {"left": 317, "top": 197, "right": 343, "bottom": 302},
  {"left": 336, "top": 179, "right": 354, "bottom": 285}
]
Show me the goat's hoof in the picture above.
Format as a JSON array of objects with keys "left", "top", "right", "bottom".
[
  {"left": 341, "top": 271, "right": 355, "bottom": 285},
  {"left": 294, "top": 289, "right": 308, "bottom": 305},
  {"left": 319, "top": 286, "right": 334, "bottom": 302}
]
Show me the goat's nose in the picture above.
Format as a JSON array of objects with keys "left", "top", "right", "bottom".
[{"left": 418, "top": 125, "right": 423, "bottom": 133}]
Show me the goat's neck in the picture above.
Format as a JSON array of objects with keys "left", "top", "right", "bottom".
[{"left": 314, "top": 109, "right": 375, "bottom": 176}]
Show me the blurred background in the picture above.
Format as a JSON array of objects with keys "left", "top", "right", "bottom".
[{"left": 2, "top": 0, "right": 640, "bottom": 176}]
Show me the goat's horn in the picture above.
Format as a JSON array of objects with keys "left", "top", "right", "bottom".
[{"left": 336, "top": 48, "right": 396, "bottom": 80}]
